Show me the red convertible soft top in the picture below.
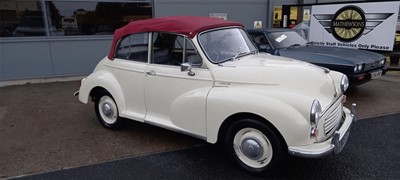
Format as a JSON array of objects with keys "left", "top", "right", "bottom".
[{"left": 108, "top": 16, "right": 244, "bottom": 59}]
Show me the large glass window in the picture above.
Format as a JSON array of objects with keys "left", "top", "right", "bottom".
[
  {"left": 0, "top": 1, "right": 45, "bottom": 37},
  {"left": 47, "top": 1, "right": 152, "bottom": 36},
  {"left": 0, "top": 1, "right": 152, "bottom": 37}
]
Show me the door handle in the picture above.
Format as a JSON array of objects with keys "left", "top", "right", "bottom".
[{"left": 146, "top": 70, "right": 156, "bottom": 76}]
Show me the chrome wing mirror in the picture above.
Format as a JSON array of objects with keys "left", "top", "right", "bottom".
[{"left": 181, "top": 62, "right": 195, "bottom": 76}]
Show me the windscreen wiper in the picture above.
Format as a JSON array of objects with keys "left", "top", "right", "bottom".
[
  {"left": 232, "top": 51, "right": 251, "bottom": 61},
  {"left": 288, "top": 44, "right": 301, "bottom": 48}
]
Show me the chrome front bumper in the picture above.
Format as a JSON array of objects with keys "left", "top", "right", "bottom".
[{"left": 288, "top": 103, "right": 357, "bottom": 158}]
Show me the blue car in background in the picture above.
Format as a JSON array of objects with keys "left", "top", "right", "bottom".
[{"left": 248, "top": 29, "right": 387, "bottom": 86}]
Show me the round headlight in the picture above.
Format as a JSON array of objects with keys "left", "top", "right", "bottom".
[
  {"left": 380, "top": 59, "right": 385, "bottom": 65},
  {"left": 354, "top": 66, "right": 358, "bottom": 73},
  {"left": 357, "top": 64, "right": 363, "bottom": 71},
  {"left": 310, "top": 100, "right": 322, "bottom": 125},
  {"left": 341, "top": 75, "right": 349, "bottom": 92}
]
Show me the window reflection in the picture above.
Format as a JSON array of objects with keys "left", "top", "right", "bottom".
[
  {"left": 47, "top": 2, "right": 152, "bottom": 36},
  {"left": 0, "top": 1, "right": 152, "bottom": 37},
  {"left": 0, "top": 1, "right": 45, "bottom": 37}
]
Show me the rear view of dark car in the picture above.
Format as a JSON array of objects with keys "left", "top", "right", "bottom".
[{"left": 248, "top": 29, "right": 387, "bottom": 86}]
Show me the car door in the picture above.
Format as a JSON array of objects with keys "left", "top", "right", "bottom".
[
  {"left": 144, "top": 32, "right": 213, "bottom": 137},
  {"left": 109, "top": 32, "right": 149, "bottom": 121}
]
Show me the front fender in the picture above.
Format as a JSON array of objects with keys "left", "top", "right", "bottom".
[
  {"left": 329, "top": 70, "right": 346, "bottom": 91},
  {"left": 78, "top": 70, "right": 126, "bottom": 114},
  {"left": 206, "top": 87, "right": 314, "bottom": 147}
]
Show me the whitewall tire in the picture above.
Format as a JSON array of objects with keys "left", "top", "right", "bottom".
[
  {"left": 94, "top": 91, "right": 123, "bottom": 129},
  {"left": 225, "top": 119, "right": 286, "bottom": 175}
]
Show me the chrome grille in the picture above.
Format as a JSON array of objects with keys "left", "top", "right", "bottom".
[{"left": 323, "top": 99, "right": 343, "bottom": 135}]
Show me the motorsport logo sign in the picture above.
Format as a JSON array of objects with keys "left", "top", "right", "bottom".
[{"left": 309, "top": 2, "right": 399, "bottom": 51}]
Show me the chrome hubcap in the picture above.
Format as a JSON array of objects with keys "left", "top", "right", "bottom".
[
  {"left": 102, "top": 103, "right": 113, "bottom": 118},
  {"left": 233, "top": 128, "right": 273, "bottom": 168},
  {"left": 241, "top": 138, "right": 263, "bottom": 160},
  {"left": 98, "top": 96, "right": 118, "bottom": 124}
]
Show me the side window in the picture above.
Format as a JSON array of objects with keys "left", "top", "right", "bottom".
[
  {"left": 115, "top": 33, "right": 148, "bottom": 62},
  {"left": 185, "top": 40, "right": 202, "bottom": 66},
  {"left": 152, "top": 32, "right": 182, "bottom": 66},
  {"left": 152, "top": 32, "right": 202, "bottom": 67}
]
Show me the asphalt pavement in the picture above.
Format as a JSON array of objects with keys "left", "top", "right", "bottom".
[
  {"left": 0, "top": 71, "right": 399, "bottom": 179},
  {"left": 15, "top": 114, "right": 400, "bottom": 179}
]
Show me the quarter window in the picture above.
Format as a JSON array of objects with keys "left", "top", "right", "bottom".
[{"left": 115, "top": 33, "right": 149, "bottom": 62}]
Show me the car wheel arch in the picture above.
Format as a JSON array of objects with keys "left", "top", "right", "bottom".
[
  {"left": 206, "top": 89, "right": 309, "bottom": 146},
  {"left": 93, "top": 89, "right": 124, "bottom": 129},
  {"left": 87, "top": 84, "right": 126, "bottom": 116},
  {"left": 90, "top": 86, "right": 108, "bottom": 101},
  {"left": 217, "top": 112, "right": 288, "bottom": 149}
]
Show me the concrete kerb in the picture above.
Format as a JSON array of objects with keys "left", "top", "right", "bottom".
[{"left": 0, "top": 75, "right": 86, "bottom": 88}]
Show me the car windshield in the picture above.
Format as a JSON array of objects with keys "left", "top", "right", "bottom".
[
  {"left": 198, "top": 28, "right": 257, "bottom": 64},
  {"left": 266, "top": 31, "right": 307, "bottom": 49}
]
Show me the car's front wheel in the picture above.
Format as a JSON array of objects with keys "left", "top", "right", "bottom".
[
  {"left": 225, "top": 119, "right": 286, "bottom": 175},
  {"left": 94, "top": 91, "right": 123, "bottom": 129}
]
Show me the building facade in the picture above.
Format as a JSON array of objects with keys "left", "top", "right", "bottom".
[{"left": 0, "top": 0, "right": 368, "bottom": 81}]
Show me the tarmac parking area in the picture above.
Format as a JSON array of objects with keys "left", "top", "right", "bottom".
[
  {"left": 16, "top": 114, "right": 400, "bottom": 179},
  {"left": 0, "top": 71, "right": 399, "bottom": 179}
]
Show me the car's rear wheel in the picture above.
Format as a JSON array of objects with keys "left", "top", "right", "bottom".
[
  {"left": 225, "top": 119, "right": 285, "bottom": 175},
  {"left": 94, "top": 91, "right": 123, "bottom": 129}
]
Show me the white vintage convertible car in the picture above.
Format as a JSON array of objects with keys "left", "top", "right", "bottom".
[{"left": 76, "top": 16, "right": 356, "bottom": 175}]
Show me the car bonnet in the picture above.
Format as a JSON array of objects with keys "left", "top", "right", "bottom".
[{"left": 279, "top": 45, "right": 384, "bottom": 65}]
